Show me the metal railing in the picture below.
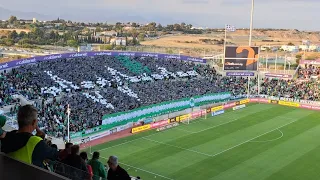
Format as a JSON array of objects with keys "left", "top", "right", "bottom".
[{"left": 51, "top": 160, "right": 102, "bottom": 180}]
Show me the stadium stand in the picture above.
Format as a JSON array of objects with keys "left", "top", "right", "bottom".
[
  {"left": 1, "top": 52, "right": 320, "bottom": 179},
  {"left": 260, "top": 78, "right": 319, "bottom": 101},
  {"left": 0, "top": 55, "right": 255, "bottom": 139},
  {"left": 298, "top": 64, "right": 320, "bottom": 79}
]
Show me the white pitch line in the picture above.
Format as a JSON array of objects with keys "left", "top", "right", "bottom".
[
  {"left": 210, "top": 118, "right": 300, "bottom": 158},
  {"left": 97, "top": 108, "right": 295, "bottom": 153},
  {"left": 99, "top": 155, "right": 174, "bottom": 180},
  {"left": 97, "top": 114, "right": 240, "bottom": 152},
  {"left": 142, "top": 137, "right": 212, "bottom": 157},
  {"left": 250, "top": 129, "right": 284, "bottom": 143}
]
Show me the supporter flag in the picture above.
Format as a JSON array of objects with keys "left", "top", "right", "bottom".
[
  {"left": 226, "top": 25, "right": 236, "bottom": 32},
  {"left": 67, "top": 104, "right": 71, "bottom": 114},
  {"left": 65, "top": 104, "right": 71, "bottom": 115}
]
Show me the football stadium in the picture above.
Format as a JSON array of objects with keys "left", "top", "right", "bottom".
[
  {"left": 87, "top": 102, "right": 320, "bottom": 180},
  {"left": 0, "top": 49, "right": 319, "bottom": 180},
  {"left": 1, "top": 1, "right": 320, "bottom": 179}
]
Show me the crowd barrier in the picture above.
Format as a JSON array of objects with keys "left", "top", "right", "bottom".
[
  {"left": 0, "top": 51, "right": 206, "bottom": 71},
  {"left": 51, "top": 160, "right": 103, "bottom": 180}
]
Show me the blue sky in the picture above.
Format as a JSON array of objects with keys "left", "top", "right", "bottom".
[{"left": 0, "top": 0, "right": 319, "bottom": 30}]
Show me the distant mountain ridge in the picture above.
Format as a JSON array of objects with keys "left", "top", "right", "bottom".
[
  {"left": 0, "top": 7, "right": 54, "bottom": 20},
  {"left": 0, "top": 6, "right": 205, "bottom": 27}
]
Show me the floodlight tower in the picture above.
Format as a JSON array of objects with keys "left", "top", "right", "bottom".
[{"left": 249, "top": 0, "right": 254, "bottom": 46}]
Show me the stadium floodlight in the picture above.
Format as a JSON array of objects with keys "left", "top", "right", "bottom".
[
  {"left": 249, "top": 0, "right": 254, "bottom": 46},
  {"left": 67, "top": 104, "right": 71, "bottom": 143}
]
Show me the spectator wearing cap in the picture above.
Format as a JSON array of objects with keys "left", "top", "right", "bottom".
[
  {"left": 0, "top": 105, "right": 59, "bottom": 168},
  {"left": 88, "top": 151, "right": 107, "bottom": 180},
  {"left": 107, "top": 155, "right": 131, "bottom": 180}
]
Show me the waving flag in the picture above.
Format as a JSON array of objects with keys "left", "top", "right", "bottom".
[{"left": 226, "top": 25, "right": 236, "bottom": 32}]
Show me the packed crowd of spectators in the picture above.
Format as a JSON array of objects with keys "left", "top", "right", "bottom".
[
  {"left": 298, "top": 64, "right": 320, "bottom": 79},
  {"left": 260, "top": 78, "right": 320, "bottom": 101},
  {"left": 0, "top": 55, "right": 253, "bottom": 138}
]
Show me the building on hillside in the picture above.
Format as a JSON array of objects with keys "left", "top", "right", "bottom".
[
  {"left": 19, "top": 19, "right": 33, "bottom": 24},
  {"left": 98, "top": 30, "right": 118, "bottom": 37},
  {"left": 299, "top": 45, "right": 320, "bottom": 52},
  {"left": 280, "top": 45, "right": 299, "bottom": 52},
  {"left": 110, "top": 37, "right": 126, "bottom": 46},
  {"left": 32, "top": 18, "right": 37, "bottom": 23}
]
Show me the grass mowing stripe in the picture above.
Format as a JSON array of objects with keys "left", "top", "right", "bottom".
[
  {"left": 192, "top": 109, "right": 310, "bottom": 154},
  {"left": 209, "top": 116, "right": 302, "bottom": 157},
  {"left": 164, "top": 105, "right": 297, "bottom": 149},
  {"left": 170, "top": 111, "right": 320, "bottom": 180},
  {"left": 95, "top": 103, "right": 266, "bottom": 153},
  {"left": 142, "top": 137, "right": 212, "bottom": 157},
  {"left": 264, "top": 143, "right": 320, "bottom": 180},
  {"left": 113, "top": 105, "right": 297, "bottom": 176},
  {"left": 211, "top": 112, "right": 320, "bottom": 180},
  {"left": 91, "top": 104, "right": 319, "bottom": 180}
]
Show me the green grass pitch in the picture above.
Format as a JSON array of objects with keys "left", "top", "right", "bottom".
[{"left": 88, "top": 103, "right": 320, "bottom": 180}]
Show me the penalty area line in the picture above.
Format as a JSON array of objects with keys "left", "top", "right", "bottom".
[{"left": 210, "top": 118, "right": 300, "bottom": 158}]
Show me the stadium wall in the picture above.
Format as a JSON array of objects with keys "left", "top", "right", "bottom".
[{"left": 71, "top": 92, "right": 232, "bottom": 143}]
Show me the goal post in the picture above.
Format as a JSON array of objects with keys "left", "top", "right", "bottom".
[{"left": 180, "top": 108, "right": 207, "bottom": 125}]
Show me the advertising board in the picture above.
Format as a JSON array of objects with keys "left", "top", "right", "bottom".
[
  {"left": 150, "top": 120, "right": 169, "bottom": 129},
  {"left": 156, "top": 122, "right": 179, "bottom": 132},
  {"left": 179, "top": 114, "right": 191, "bottom": 122},
  {"left": 224, "top": 46, "right": 259, "bottom": 71},
  {"left": 239, "top": 99, "right": 250, "bottom": 105},
  {"left": 211, "top": 105, "right": 224, "bottom": 112},
  {"left": 300, "top": 104, "right": 320, "bottom": 111},
  {"left": 224, "top": 102, "right": 236, "bottom": 109},
  {"left": 0, "top": 51, "right": 206, "bottom": 71},
  {"left": 211, "top": 110, "right": 225, "bottom": 116},
  {"left": 265, "top": 73, "right": 293, "bottom": 79},
  {"left": 131, "top": 124, "right": 151, "bottom": 134},
  {"left": 191, "top": 110, "right": 206, "bottom": 119},
  {"left": 89, "top": 131, "right": 111, "bottom": 141},
  {"left": 233, "top": 104, "right": 246, "bottom": 110},
  {"left": 278, "top": 101, "right": 300, "bottom": 107},
  {"left": 226, "top": 72, "right": 255, "bottom": 76}
]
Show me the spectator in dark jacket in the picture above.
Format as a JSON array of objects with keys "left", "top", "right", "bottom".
[
  {"left": 62, "top": 145, "right": 88, "bottom": 179},
  {"left": 59, "top": 142, "right": 73, "bottom": 161},
  {"left": 63, "top": 145, "right": 87, "bottom": 171},
  {"left": 107, "top": 155, "right": 131, "bottom": 180}
]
